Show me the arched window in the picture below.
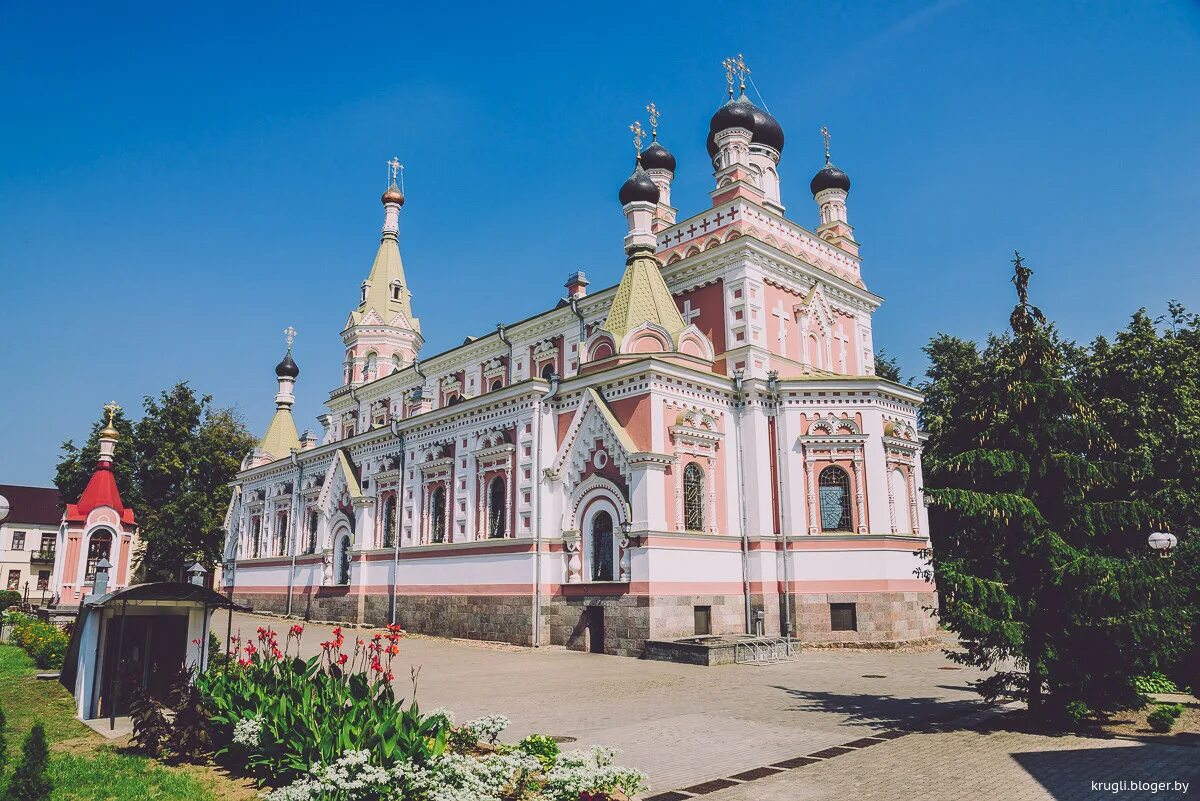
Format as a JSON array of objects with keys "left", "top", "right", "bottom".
[
  {"left": 307, "top": 510, "right": 319, "bottom": 554},
  {"left": 487, "top": 476, "right": 507, "bottom": 538},
  {"left": 818, "top": 466, "right": 852, "bottom": 531},
  {"left": 382, "top": 496, "right": 397, "bottom": 548},
  {"left": 391, "top": 280, "right": 403, "bottom": 301},
  {"left": 541, "top": 363, "right": 556, "bottom": 381},
  {"left": 335, "top": 533, "right": 352, "bottom": 585},
  {"left": 683, "top": 462, "right": 705, "bottom": 531},
  {"left": 590, "top": 511, "right": 614, "bottom": 582},
  {"left": 392, "top": 354, "right": 402, "bottom": 373},
  {"left": 250, "top": 516, "right": 262, "bottom": 558},
  {"left": 490, "top": 379, "right": 503, "bottom": 392},
  {"left": 446, "top": 394, "right": 463, "bottom": 406},
  {"left": 430, "top": 486, "right": 447, "bottom": 543},
  {"left": 364, "top": 352, "right": 378, "bottom": 381},
  {"left": 85, "top": 530, "right": 112, "bottom": 581},
  {"left": 890, "top": 468, "right": 911, "bottom": 534}
]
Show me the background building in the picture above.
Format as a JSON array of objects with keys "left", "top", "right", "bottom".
[{"left": 0, "top": 484, "right": 62, "bottom": 600}]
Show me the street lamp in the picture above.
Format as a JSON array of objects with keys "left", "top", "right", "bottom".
[
  {"left": 1147, "top": 531, "right": 1177, "bottom": 558},
  {"left": 187, "top": 562, "right": 208, "bottom": 586}
]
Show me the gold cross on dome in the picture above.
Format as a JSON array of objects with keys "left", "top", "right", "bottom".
[
  {"left": 735, "top": 53, "right": 749, "bottom": 91},
  {"left": 722, "top": 57, "right": 736, "bottom": 96},
  {"left": 103, "top": 400, "right": 121, "bottom": 426},
  {"left": 820, "top": 126, "right": 831, "bottom": 164},
  {"left": 646, "top": 102, "right": 659, "bottom": 140},
  {"left": 387, "top": 157, "right": 402, "bottom": 187},
  {"left": 630, "top": 120, "right": 645, "bottom": 154},
  {"left": 284, "top": 325, "right": 297, "bottom": 350}
]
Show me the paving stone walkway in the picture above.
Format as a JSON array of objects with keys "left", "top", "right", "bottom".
[{"left": 217, "top": 612, "right": 1198, "bottom": 800}]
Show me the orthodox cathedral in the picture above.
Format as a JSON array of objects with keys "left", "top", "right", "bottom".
[{"left": 222, "top": 62, "right": 935, "bottom": 656}]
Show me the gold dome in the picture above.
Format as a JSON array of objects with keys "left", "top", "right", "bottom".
[{"left": 381, "top": 185, "right": 405, "bottom": 206}]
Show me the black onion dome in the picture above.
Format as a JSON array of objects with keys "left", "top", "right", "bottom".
[
  {"left": 639, "top": 141, "right": 676, "bottom": 173},
  {"left": 750, "top": 107, "right": 785, "bottom": 154},
  {"left": 810, "top": 163, "right": 851, "bottom": 196},
  {"left": 707, "top": 95, "right": 758, "bottom": 158},
  {"left": 275, "top": 351, "right": 300, "bottom": 378},
  {"left": 618, "top": 165, "right": 660, "bottom": 205}
]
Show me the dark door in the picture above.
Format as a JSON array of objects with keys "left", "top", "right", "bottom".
[
  {"left": 585, "top": 606, "right": 605, "bottom": 654},
  {"left": 98, "top": 613, "right": 190, "bottom": 717}
]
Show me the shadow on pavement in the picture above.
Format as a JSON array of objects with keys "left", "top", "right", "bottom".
[
  {"left": 772, "top": 686, "right": 986, "bottom": 731},
  {"left": 1011, "top": 744, "right": 1199, "bottom": 800}
]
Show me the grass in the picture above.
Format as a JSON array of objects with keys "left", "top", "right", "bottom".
[{"left": 0, "top": 644, "right": 221, "bottom": 800}]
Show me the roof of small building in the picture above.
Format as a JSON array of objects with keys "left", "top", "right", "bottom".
[
  {"left": 0, "top": 484, "right": 62, "bottom": 526},
  {"left": 602, "top": 250, "right": 687, "bottom": 342},
  {"left": 66, "top": 464, "right": 135, "bottom": 526},
  {"left": 84, "top": 581, "right": 248, "bottom": 609}
]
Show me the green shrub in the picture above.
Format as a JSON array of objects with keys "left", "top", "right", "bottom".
[
  {"left": 6, "top": 618, "right": 68, "bottom": 670},
  {"left": 0, "top": 705, "right": 8, "bottom": 775},
  {"left": 1147, "top": 703, "right": 1184, "bottom": 733},
  {"left": 1135, "top": 672, "right": 1182, "bottom": 695},
  {"left": 519, "top": 733, "right": 561, "bottom": 769},
  {"left": 7, "top": 722, "right": 52, "bottom": 800},
  {"left": 0, "top": 590, "right": 21, "bottom": 612},
  {"left": 1063, "top": 700, "right": 1091, "bottom": 726}
]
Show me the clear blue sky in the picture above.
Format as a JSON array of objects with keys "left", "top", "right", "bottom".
[{"left": 2, "top": 1, "right": 1199, "bottom": 486}]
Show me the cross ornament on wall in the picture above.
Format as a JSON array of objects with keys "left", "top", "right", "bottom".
[
  {"left": 681, "top": 299, "right": 701, "bottom": 324},
  {"left": 771, "top": 299, "right": 791, "bottom": 354}
]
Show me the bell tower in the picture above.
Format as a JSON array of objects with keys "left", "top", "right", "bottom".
[{"left": 341, "top": 158, "right": 423, "bottom": 386}]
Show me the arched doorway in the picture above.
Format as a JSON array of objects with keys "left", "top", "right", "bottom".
[{"left": 85, "top": 529, "right": 113, "bottom": 583}]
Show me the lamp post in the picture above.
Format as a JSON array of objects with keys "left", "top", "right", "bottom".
[{"left": 1148, "top": 531, "right": 1177, "bottom": 559}]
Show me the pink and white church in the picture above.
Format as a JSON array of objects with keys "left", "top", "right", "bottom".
[{"left": 222, "top": 72, "right": 936, "bottom": 656}]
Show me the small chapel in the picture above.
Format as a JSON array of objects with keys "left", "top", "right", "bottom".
[{"left": 222, "top": 59, "right": 936, "bottom": 656}]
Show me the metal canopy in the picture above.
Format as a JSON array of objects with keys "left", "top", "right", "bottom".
[{"left": 83, "top": 581, "right": 248, "bottom": 611}]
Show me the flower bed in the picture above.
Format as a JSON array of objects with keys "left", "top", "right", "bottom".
[
  {"left": 3, "top": 610, "right": 69, "bottom": 669},
  {"left": 176, "top": 625, "right": 646, "bottom": 801}
]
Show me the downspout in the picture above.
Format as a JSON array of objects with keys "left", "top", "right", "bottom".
[
  {"left": 496, "top": 324, "right": 514, "bottom": 383},
  {"left": 767, "top": 371, "right": 791, "bottom": 637},
  {"left": 732, "top": 370, "right": 752, "bottom": 633},
  {"left": 533, "top": 373, "right": 559, "bottom": 647},
  {"left": 389, "top": 420, "right": 405, "bottom": 626},
  {"left": 568, "top": 297, "right": 586, "bottom": 343},
  {"left": 285, "top": 450, "right": 301, "bottom": 617}
]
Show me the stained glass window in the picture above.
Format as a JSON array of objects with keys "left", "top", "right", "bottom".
[
  {"left": 336, "top": 534, "right": 352, "bottom": 584},
  {"left": 683, "top": 462, "right": 705, "bottom": 531},
  {"left": 430, "top": 486, "right": 447, "bottom": 543},
  {"left": 382, "top": 496, "right": 397, "bottom": 548},
  {"left": 818, "top": 466, "right": 852, "bottom": 531}
]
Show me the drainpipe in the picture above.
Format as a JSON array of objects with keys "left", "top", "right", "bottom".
[
  {"left": 567, "top": 297, "right": 586, "bottom": 344},
  {"left": 767, "top": 370, "right": 791, "bottom": 637},
  {"left": 533, "top": 373, "right": 559, "bottom": 647},
  {"left": 389, "top": 421, "right": 406, "bottom": 626},
  {"left": 732, "top": 369, "right": 752, "bottom": 633},
  {"left": 285, "top": 450, "right": 302, "bottom": 617},
  {"left": 496, "top": 323, "right": 514, "bottom": 383}
]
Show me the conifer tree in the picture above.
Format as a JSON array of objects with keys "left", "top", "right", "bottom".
[
  {"left": 923, "top": 254, "right": 1180, "bottom": 722},
  {"left": 7, "top": 722, "right": 51, "bottom": 801}
]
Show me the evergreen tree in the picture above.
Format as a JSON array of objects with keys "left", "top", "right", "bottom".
[
  {"left": 0, "top": 706, "right": 8, "bottom": 776},
  {"left": 873, "top": 348, "right": 903, "bottom": 383},
  {"left": 54, "top": 382, "right": 256, "bottom": 582},
  {"left": 6, "top": 722, "right": 51, "bottom": 801},
  {"left": 922, "top": 254, "right": 1180, "bottom": 722}
]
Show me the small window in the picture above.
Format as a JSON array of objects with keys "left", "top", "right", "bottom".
[
  {"left": 11, "top": 531, "right": 25, "bottom": 550},
  {"left": 6, "top": 570, "right": 19, "bottom": 591},
  {"left": 490, "top": 379, "right": 503, "bottom": 392},
  {"left": 36, "top": 570, "right": 50, "bottom": 590},
  {"left": 694, "top": 605, "right": 712, "bottom": 636},
  {"left": 541, "top": 363, "right": 556, "bottom": 380},
  {"left": 830, "top": 602, "right": 857, "bottom": 632}
]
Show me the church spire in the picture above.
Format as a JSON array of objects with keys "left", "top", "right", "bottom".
[{"left": 341, "top": 159, "right": 424, "bottom": 385}]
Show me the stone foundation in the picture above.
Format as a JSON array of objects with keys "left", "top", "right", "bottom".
[
  {"left": 232, "top": 588, "right": 938, "bottom": 654},
  {"left": 789, "top": 591, "right": 937, "bottom": 644}
]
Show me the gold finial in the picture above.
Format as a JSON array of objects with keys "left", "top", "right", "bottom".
[
  {"left": 630, "top": 120, "right": 645, "bottom": 156},
  {"left": 722, "top": 57, "right": 736, "bottom": 97},
  {"left": 284, "top": 325, "right": 297, "bottom": 352},
  {"left": 100, "top": 400, "right": 121, "bottom": 438},
  {"left": 820, "top": 125, "right": 831, "bottom": 165},
  {"left": 735, "top": 53, "right": 749, "bottom": 93},
  {"left": 646, "top": 102, "right": 659, "bottom": 141}
]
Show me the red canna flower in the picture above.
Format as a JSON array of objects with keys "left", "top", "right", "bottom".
[
  {"left": 384, "top": 671, "right": 395, "bottom": 682},
  {"left": 337, "top": 653, "right": 348, "bottom": 665},
  {"left": 289, "top": 624, "right": 304, "bottom": 636}
]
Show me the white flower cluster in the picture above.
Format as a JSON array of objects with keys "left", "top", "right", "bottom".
[
  {"left": 425, "top": 707, "right": 455, "bottom": 727},
  {"left": 542, "top": 746, "right": 648, "bottom": 800},
  {"left": 233, "top": 716, "right": 264, "bottom": 747},
  {"left": 463, "top": 714, "right": 509, "bottom": 744},
  {"left": 398, "top": 751, "right": 541, "bottom": 801},
  {"left": 262, "top": 750, "right": 390, "bottom": 801}
]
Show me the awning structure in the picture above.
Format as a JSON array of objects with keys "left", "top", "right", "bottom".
[{"left": 60, "top": 582, "right": 247, "bottom": 694}]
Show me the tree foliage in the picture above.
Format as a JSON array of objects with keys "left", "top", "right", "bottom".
[
  {"left": 873, "top": 348, "right": 902, "bottom": 383},
  {"left": 919, "top": 254, "right": 1192, "bottom": 722},
  {"left": 55, "top": 383, "right": 256, "bottom": 581}
]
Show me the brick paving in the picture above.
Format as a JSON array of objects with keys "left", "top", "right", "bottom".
[{"left": 217, "top": 612, "right": 1198, "bottom": 800}]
